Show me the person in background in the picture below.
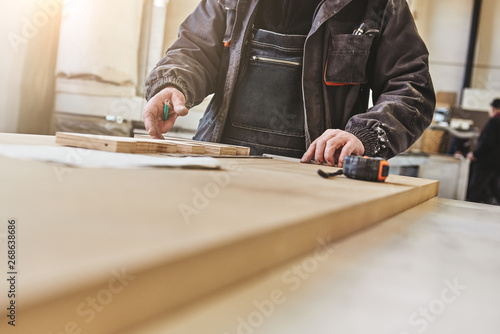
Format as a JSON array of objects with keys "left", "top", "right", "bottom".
[
  {"left": 466, "top": 99, "right": 500, "bottom": 204},
  {"left": 448, "top": 136, "right": 472, "bottom": 159},
  {"left": 143, "top": 0, "right": 435, "bottom": 167}
]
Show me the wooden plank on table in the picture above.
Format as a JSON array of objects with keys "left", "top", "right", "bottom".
[
  {"left": 0, "top": 142, "right": 439, "bottom": 334},
  {"left": 134, "top": 135, "right": 207, "bottom": 155},
  {"left": 119, "top": 198, "right": 500, "bottom": 334},
  {"left": 133, "top": 136, "right": 203, "bottom": 154},
  {"left": 136, "top": 139, "right": 178, "bottom": 154},
  {"left": 193, "top": 142, "right": 237, "bottom": 156},
  {"left": 135, "top": 134, "right": 250, "bottom": 156},
  {"left": 217, "top": 143, "right": 250, "bottom": 156},
  {"left": 188, "top": 141, "right": 237, "bottom": 156},
  {"left": 161, "top": 139, "right": 205, "bottom": 154},
  {"left": 134, "top": 140, "right": 158, "bottom": 154},
  {"left": 56, "top": 132, "right": 141, "bottom": 153},
  {"left": 163, "top": 136, "right": 248, "bottom": 156}
]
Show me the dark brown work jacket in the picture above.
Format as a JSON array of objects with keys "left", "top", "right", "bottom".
[{"left": 145, "top": 0, "right": 436, "bottom": 158}]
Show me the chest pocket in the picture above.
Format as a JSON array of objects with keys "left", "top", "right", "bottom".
[
  {"left": 324, "top": 33, "right": 375, "bottom": 86},
  {"left": 218, "top": 0, "right": 237, "bottom": 47}
]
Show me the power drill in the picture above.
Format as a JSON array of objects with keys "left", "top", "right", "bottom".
[{"left": 318, "top": 156, "right": 390, "bottom": 182}]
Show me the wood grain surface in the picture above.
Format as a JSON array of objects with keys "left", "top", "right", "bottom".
[
  {"left": 134, "top": 134, "right": 251, "bottom": 156},
  {"left": 55, "top": 132, "right": 250, "bottom": 156},
  {"left": 0, "top": 134, "right": 439, "bottom": 334},
  {"left": 122, "top": 198, "right": 500, "bottom": 334},
  {"left": 56, "top": 132, "right": 140, "bottom": 153}
]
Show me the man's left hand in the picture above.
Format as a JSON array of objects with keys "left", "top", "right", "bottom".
[{"left": 301, "top": 129, "right": 365, "bottom": 167}]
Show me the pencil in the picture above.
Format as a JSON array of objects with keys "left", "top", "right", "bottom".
[{"left": 163, "top": 100, "right": 170, "bottom": 121}]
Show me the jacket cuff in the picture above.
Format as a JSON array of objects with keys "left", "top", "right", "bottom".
[
  {"left": 346, "top": 125, "right": 382, "bottom": 157},
  {"left": 145, "top": 75, "right": 193, "bottom": 107}
]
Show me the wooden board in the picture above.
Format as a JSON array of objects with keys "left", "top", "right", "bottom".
[
  {"left": 121, "top": 198, "right": 500, "bottom": 334},
  {"left": 193, "top": 142, "right": 237, "bottom": 156},
  {"left": 162, "top": 136, "right": 249, "bottom": 156},
  {"left": 135, "top": 134, "right": 250, "bottom": 156},
  {"left": 136, "top": 139, "right": 177, "bottom": 154},
  {"left": 55, "top": 132, "right": 249, "bottom": 156},
  {"left": 0, "top": 134, "right": 439, "bottom": 334},
  {"left": 55, "top": 132, "right": 205, "bottom": 155},
  {"left": 161, "top": 139, "right": 206, "bottom": 154},
  {"left": 56, "top": 132, "right": 140, "bottom": 153}
]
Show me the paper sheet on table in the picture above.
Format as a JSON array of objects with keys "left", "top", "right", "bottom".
[{"left": 0, "top": 145, "right": 221, "bottom": 169}]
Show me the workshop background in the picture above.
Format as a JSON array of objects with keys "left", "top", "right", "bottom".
[{"left": 0, "top": 0, "right": 498, "bottom": 200}]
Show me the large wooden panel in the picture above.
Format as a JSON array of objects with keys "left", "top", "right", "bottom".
[
  {"left": 121, "top": 198, "right": 500, "bottom": 334},
  {"left": 56, "top": 132, "right": 140, "bottom": 153},
  {"left": 0, "top": 135, "right": 439, "bottom": 334}
]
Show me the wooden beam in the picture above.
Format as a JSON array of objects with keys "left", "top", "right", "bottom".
[
  {"left": 162, "top": 136, "right": 249, "bottom": 156},
  {"left": 56, "top": 132, "right": 140, "bottom": 153},
  {"left": 161, "top": 139, "right": 205, "bottom": 154},
  {"left": 0, "top": 142, "right": 440, "bottom": 333},
  {"left": 135, "top": 134, "right": 250, "bottom": 156}
]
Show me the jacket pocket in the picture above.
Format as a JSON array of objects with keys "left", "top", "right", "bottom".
[
  {"left": 218, "top": 0, "right": 237, "bottom": 47},
  {"left": 324, "top": 34, "right": 374, "bottom": 86}
]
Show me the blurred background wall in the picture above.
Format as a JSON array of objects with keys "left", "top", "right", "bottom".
[
  {"left": 0, "top": 0, "right": 200, "bottom": 135},
  {"left": 0, "top": 0, "right": 62, "bottom": 134}
]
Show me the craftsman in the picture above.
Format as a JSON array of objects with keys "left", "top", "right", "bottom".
[
  {"left": 466, "top": 99, "right": 500, "bottom": 204},
  {"left": 143, "top": 0, "right": 435, "bottom": 166}
]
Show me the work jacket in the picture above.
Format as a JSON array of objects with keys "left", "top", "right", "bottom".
[{"left": 145, "top": 0, "right": 436, "bottom": 158}]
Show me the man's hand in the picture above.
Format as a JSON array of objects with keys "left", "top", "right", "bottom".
[
  {"left": 143, "top": 86, "right": 189, "bottom": 139},
  {"left": 301, "top": 129, "right": 365, "bottom": 167},
  {"left": 467, "top": 151, "right": 475, "bottom": 161}
]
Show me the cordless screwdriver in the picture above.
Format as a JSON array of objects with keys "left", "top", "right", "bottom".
[{"left": 318, "top": 156, "right": 390, "bottom": 182}]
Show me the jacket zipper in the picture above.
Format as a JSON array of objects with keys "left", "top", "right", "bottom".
[{"left": 251, "top": 56, "right": 302, "bottom": 66}]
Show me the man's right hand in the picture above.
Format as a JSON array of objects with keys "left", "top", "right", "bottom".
[{"left": 143, "top": 86, "right": 189, "bottom": 139}]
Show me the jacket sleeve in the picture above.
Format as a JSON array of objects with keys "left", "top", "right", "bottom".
[
  {"left": 144, "top": 0, "right": 227, "bottom": 108},
  {"left": 345, "top": 0, "right": 436, "bottom": 159}
]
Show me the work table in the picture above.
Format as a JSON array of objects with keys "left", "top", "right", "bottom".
[
  {"left": 0, "top": 133, "right": 498, "bottom": 334},
  {"left": 125, "top": 198, "right": 500, "bottom": 334}
]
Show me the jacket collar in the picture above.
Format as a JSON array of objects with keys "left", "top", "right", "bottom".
[
  {"left": 312, "top": 0, "right": 354, "bottom": 33},
  {"left": 229, "top": 0, "right": 354, "bottom": 35}
]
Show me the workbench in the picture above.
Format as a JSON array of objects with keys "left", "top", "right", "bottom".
[{"left": 0, "top": 133, "right": 499, "bottom": 334}]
